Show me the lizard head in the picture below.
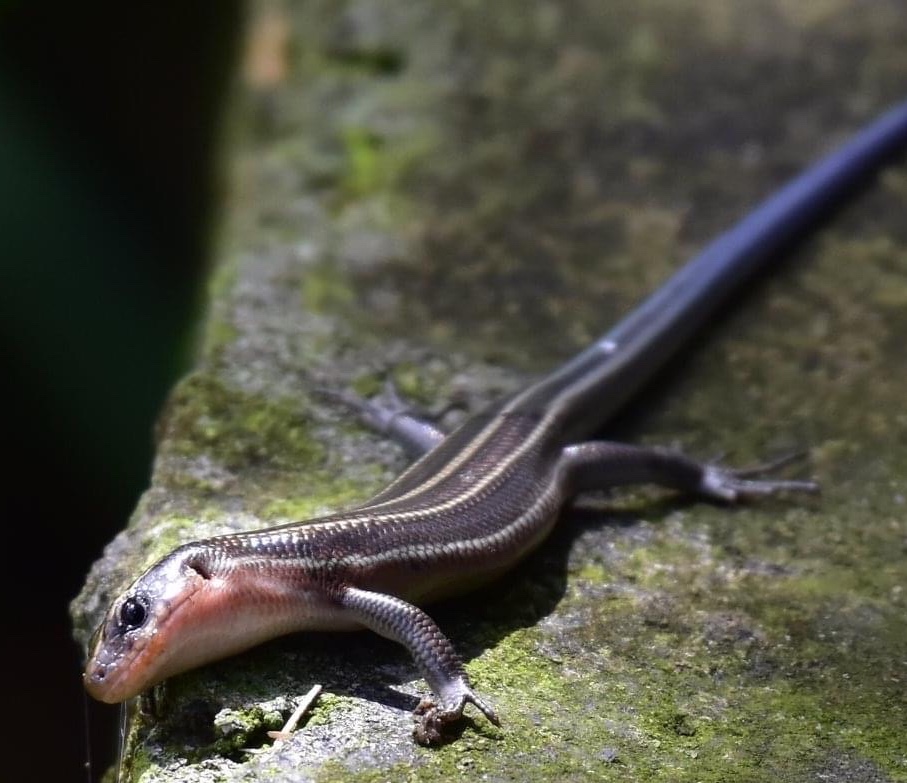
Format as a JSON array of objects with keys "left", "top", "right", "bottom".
[{"left": 83, "top": 545, "right": 212, "bottom": 703}]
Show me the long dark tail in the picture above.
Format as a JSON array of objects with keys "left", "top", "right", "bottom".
[{"left": 515, "top": 100, "right": 907, "bottom": 438}]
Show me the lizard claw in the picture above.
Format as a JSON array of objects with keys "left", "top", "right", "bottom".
[
  {"left": 412, "top": 683, "right": 500, "bottom": 746},
  {"left": 699, "top": 460, "right": 819, "bottom": 502}
]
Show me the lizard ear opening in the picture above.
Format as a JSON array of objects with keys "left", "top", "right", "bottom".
[{"left": 185, "top": 556, "right": 212, "bottom": 580}]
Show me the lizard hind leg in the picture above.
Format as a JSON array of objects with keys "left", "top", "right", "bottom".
[
  {"left": 318, "top": 380, "right": 448, "bottom": 457},
  {"left": 560, "top": 441, "right": 819, "bottom": 502}
]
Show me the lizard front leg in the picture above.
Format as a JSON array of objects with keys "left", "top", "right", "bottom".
[{"left": 338, "top": 585, "right": 500, "bottom": 745}]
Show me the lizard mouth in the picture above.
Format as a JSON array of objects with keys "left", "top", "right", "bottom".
[{"left": 83, "top": 634, "right": 149, "bottom": 703}]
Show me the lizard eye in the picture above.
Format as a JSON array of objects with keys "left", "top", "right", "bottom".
[{"left": 118, "top": 596, "right": 148, "bottom": 631}]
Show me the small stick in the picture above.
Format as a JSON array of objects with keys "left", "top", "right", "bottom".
[{"left": 267, "top": 684, "right": 323, "bottom": 743}]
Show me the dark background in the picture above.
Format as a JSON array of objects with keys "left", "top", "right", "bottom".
[{"left": 0, "top": 4, "right": 243, "bottom": 780}]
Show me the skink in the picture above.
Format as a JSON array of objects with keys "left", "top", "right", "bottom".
[{"left": 84, "top": 101, "right": 907, "bottom": 745}]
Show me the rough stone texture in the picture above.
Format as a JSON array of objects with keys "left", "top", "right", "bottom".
[{"left": 71, "top": 1, "right": 907, "bottom": 781}]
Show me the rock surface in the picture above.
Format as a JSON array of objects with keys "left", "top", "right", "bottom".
[{"left": 72, "top": 1, "right": 907, "bottom": 780}]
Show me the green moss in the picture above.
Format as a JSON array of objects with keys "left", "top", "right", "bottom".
[
  {"left": 199, "top": 253, "right": 240, "bottom": 358},
  {"left": 119, "top": 746, "right": 153, "bottom": 783},
  {"left": 106, "top": 710, "right": 155, "bottom": 783},
  {"left": 350, "top": 371, "right": 385, "bottom": 399},
  {"left": 141, "top": 515, "right": 202, "bottom": 563},
  {"left": 326, "top": 47, "right": 405, "bottom": 75},
  {"left": 347, "top": 363, "right": 446, "bottom": 407},
  {"left": 390, "top": 362, "right": 432, "bottom": 403},
  {"left": 300, "top": 693, "right": 350, "bottom": 728},
  {"left": 302, "top": 259, "right": 356, "bottom": 313},
  {"left": 260, "top": 479, "right": 375, "bottom": 521},
  {"left": 342, "top": 128, "right": 385, "bottom": 196},
  {"left": 201, "top": 317, "right": 239, "bottom": 359},
  {"left": 159, "top": 373, "right": 323, "bottom": 474},
  {"left": 211, "top": 705, "right": 286, "bottom": 756}
]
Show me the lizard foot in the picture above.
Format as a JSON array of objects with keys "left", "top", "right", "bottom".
[
  {"left": 412, "top": 681, "right": 500, "bottom": 746},
  {"left": 699, "top": 456, "right": 819, "bottom": 502}
]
